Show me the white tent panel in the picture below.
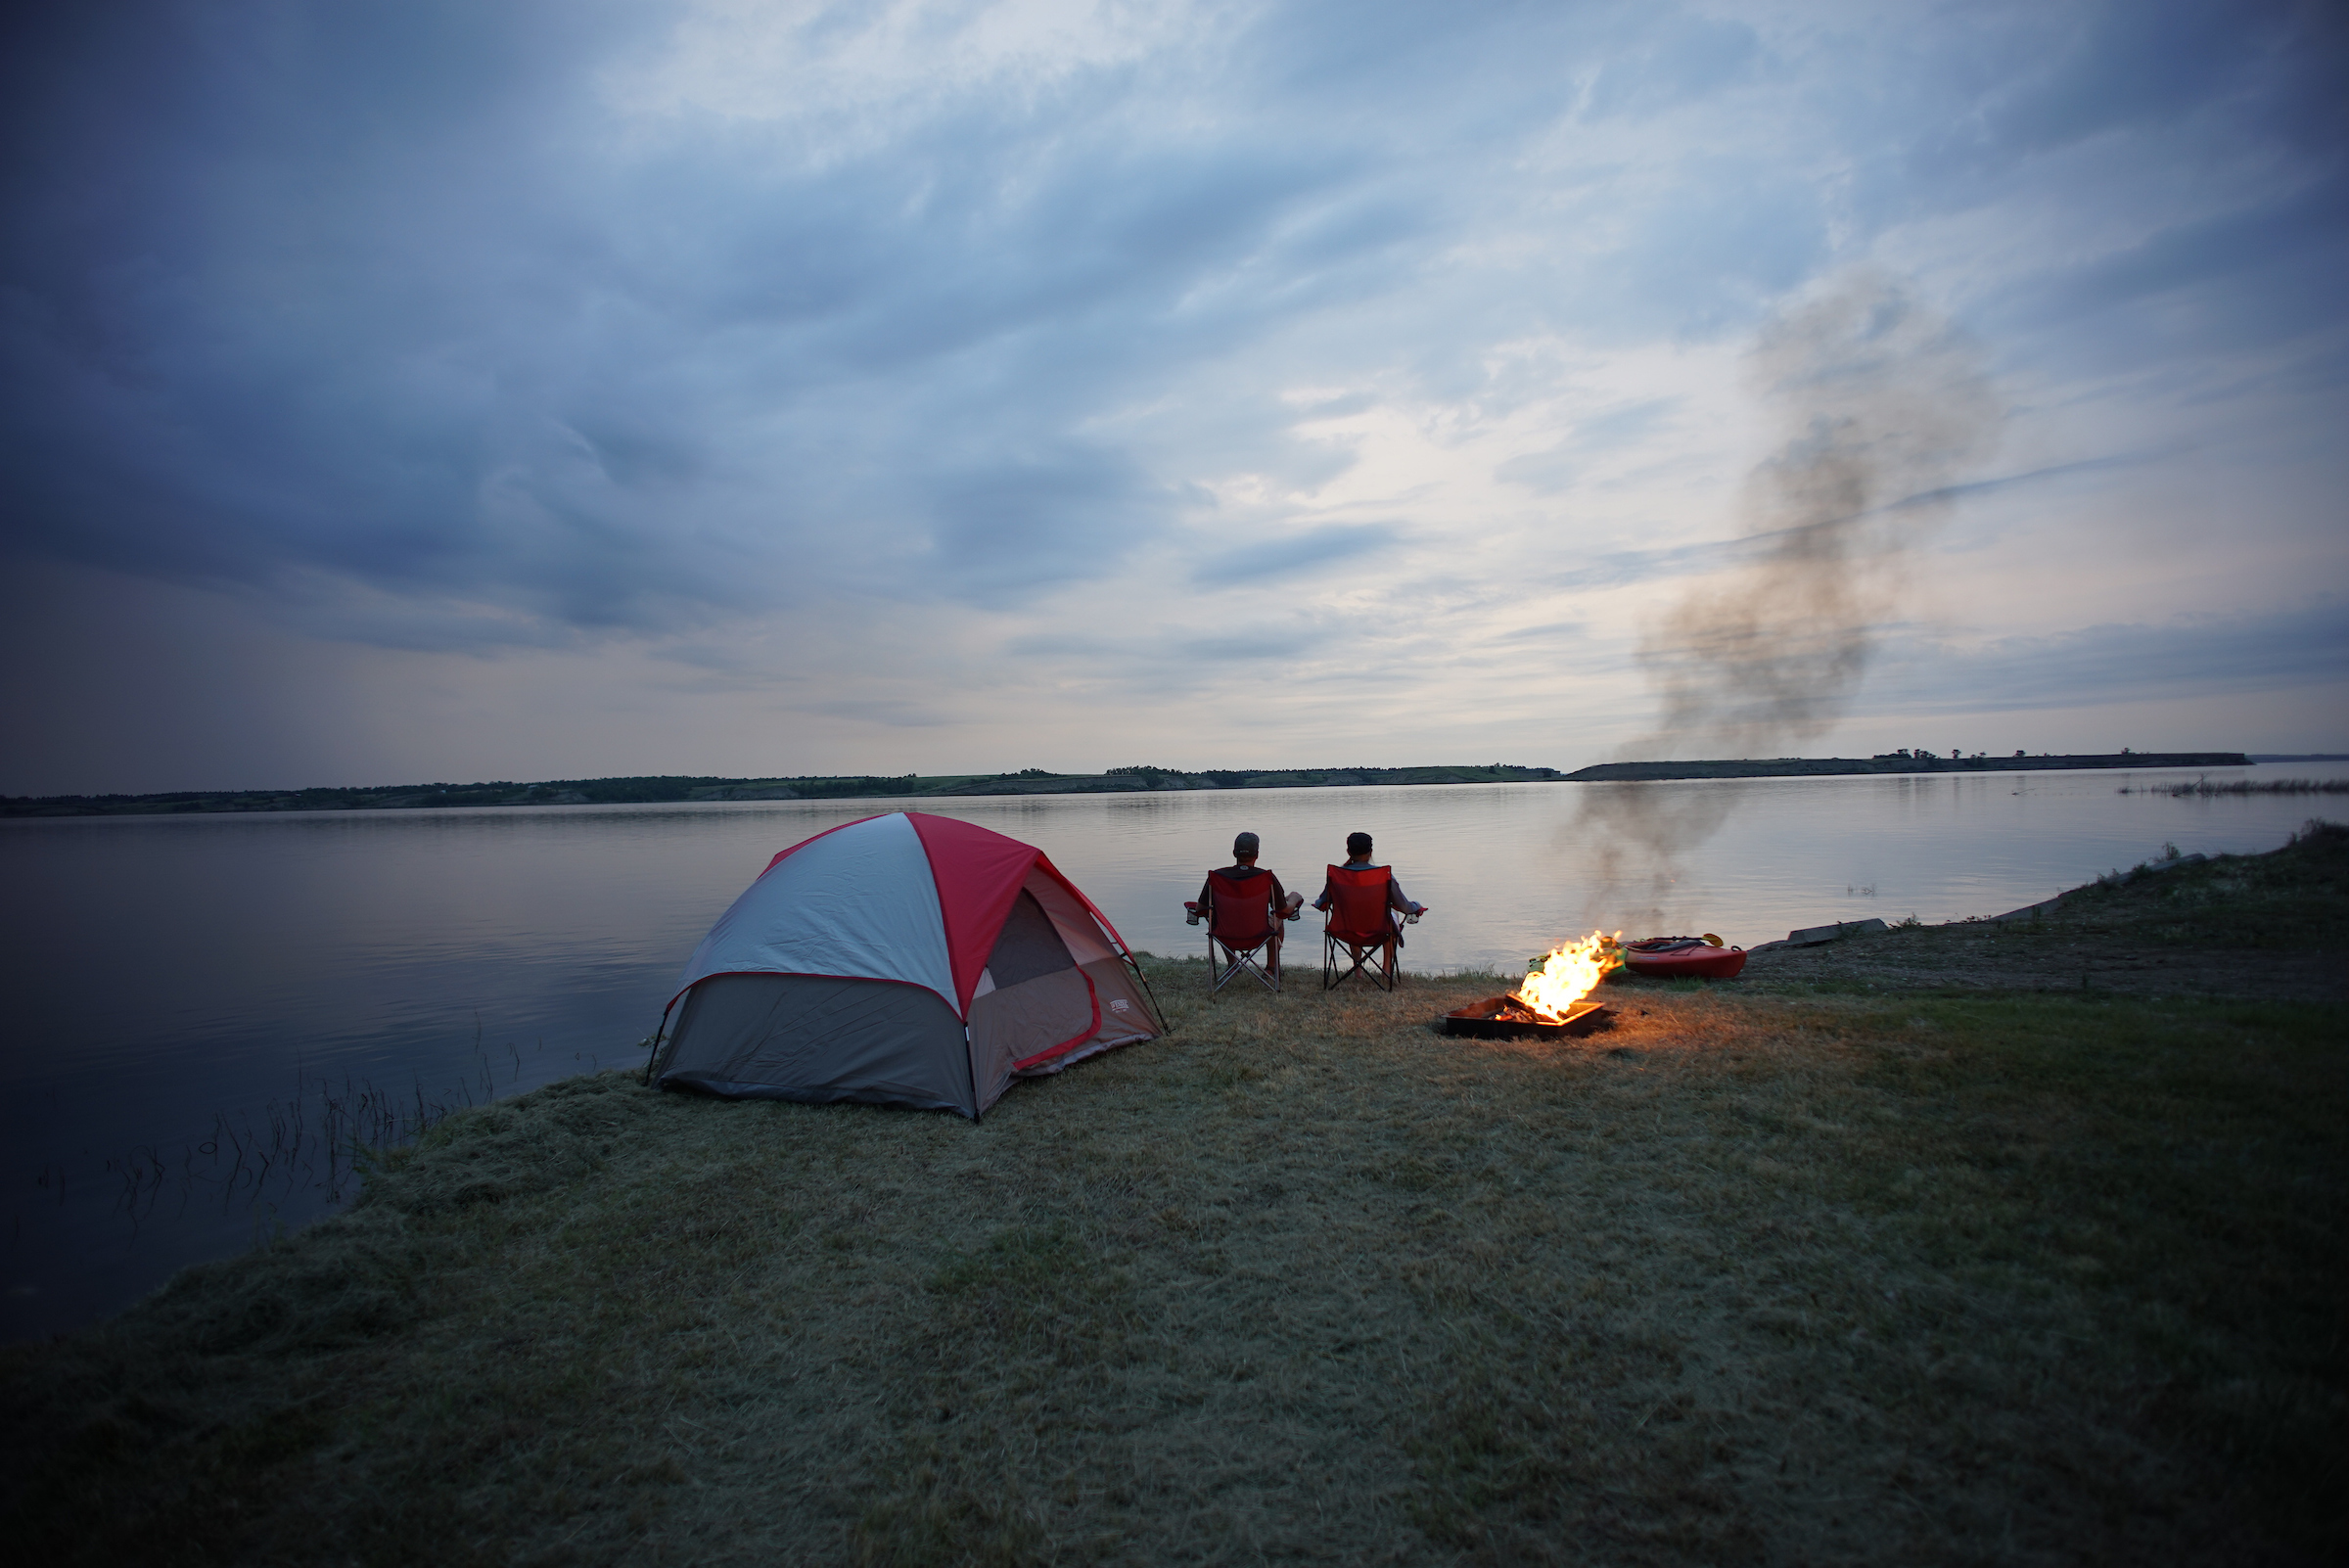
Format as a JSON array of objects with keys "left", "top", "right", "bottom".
[{"left": 672, "top": 813, "right": 956, "bottom": 1008}]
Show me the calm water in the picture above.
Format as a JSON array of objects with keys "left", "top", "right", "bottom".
[{"left": 6, "top": 762, "right": 2342, "bottom": 1341}]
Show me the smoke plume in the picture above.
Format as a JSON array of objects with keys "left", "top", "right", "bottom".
[
  {"left": 1640, "top": 270, "right": 2002, "bottom": 757},
  {"left": 1567, "top": 271, "right": 2003, "bottom": 932}
]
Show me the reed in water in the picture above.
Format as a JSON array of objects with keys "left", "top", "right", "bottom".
[{"left": 2116, "top": 777, "right": 2349, "bottom": 797}]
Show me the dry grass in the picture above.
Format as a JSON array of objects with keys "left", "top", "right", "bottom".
[{"left": 4, "top": 955, "right": 2341, "bottom": 1566}]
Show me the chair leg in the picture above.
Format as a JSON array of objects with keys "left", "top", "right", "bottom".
[
  {"left": 1325, "top": 934, "right": 1382, "bottom": 992},
  {"left": 1212, "top": 938, "right": 1277, "bottom": 995}
]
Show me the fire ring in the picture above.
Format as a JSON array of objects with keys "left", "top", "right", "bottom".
[{"left": 1443, "top": 996, "right": 1610, "bottom": 1040}]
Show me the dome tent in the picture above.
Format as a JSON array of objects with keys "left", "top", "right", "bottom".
[{"left": 648, "top": 811, "right": 1163, "bottom": 1119}]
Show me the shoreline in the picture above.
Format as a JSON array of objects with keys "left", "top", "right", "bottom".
[
  {"left": 0, "top": 752, "right": 2273, "bottom": 818},
  {"left": 1, "top": 763, "right": 1563, "bottom": 818}
]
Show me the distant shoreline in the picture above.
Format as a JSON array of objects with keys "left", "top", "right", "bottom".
[
  {"left": 1561, "top": 751, "right": 2251, "bottom": 783},
  {"left": 0, "top": 751, "right": 2282, "bottom": 817},
  {"left": 0, "top": 763, "right": 1565, "bottom": 818}
]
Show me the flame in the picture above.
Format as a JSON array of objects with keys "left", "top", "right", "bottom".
[{"left": 1513, "top": 930, "right": 1621, "bottom": 1021}]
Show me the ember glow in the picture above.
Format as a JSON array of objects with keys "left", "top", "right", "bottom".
[{"left": 1512, "top": 932, "right": 1621, "bottom": 1022}]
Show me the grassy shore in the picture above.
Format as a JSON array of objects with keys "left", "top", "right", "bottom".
[{"left": 4, "top": 836, "right": 2343, "bottom": 1564}]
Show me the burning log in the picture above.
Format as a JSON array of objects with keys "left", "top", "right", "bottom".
[
  {"left": 1513, "top": 930, "right": 1622, "bottom": 1020},
  {"left": 1442, "top": 929, "right": 1623, "bottom": 1039}
]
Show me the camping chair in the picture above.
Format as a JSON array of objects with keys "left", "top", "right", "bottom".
[
  {"left": 1186, "top": 869, "right": 1281, "bottom": 994},
  {"left": 1320, "top": 865, "right": 1413, "bottom": 992}
]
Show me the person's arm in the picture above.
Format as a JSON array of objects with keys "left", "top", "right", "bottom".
[
  {"left": 1267, "top": 872, "right": 1302, "bottom": 919},
  {"left": 1387, "top": 874, "right": 1426, "bottom": 917},
  {"left": 1188, "top": 873, "right": 1217, "bottom": 923}
]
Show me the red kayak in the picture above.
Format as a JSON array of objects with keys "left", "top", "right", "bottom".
[{"left": 1621, "top": 937, "right": 1746, "bottom": 980}]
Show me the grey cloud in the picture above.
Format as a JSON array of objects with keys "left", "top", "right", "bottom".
[
  {"left": 1191, "top": 524, "right": 1401, "bottom": 586},
  {"left": 1865, "top": 600, "right": 2349, "bottom": 715},
  {"left": 1889, "top": 0, "right": 2315, "bottom": 192},
  {"left": 1983, "top": 0, "right": 2281, "bottom": 158},
  {"left": 1005, "top": 617, "right": 1331, "bottom": 683},
  {"left": 1, "top": 0, "right": 2342, "bottom": 696},
  {"left": 1525, "top": 452, "right": 2173, "bottom": 596},
  {"left": 1496, "top": 397, "right": 1679, "bottom": 493},
  {"left": 1492, "top": 620, "right": 1587, "bottom": 644},
  {"left": 1583, "top": 12, "right": 1758, "bottom": 119},
  {"left": 0, "top": 1, "right": 1393, "bottom": 647},
  {"left": 798, "top": 698, "right": 953, "bottom": 728},
  {"left": 1992, "top": 170, "right": 2349, "bottom": 354},
  {"left": 1178, "top": 632, "right": 1319, "bottom": 663},
  {"left": 921, "top": 448, "right": 1177, "bottom": 600}
]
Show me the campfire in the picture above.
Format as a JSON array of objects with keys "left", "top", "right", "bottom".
[
  {"left": 1444, "top": 930, "right": 1621, "bottom": 1039},
  {"left": 1499, "top": 930, "right": 1620, "bottom": 1022}
]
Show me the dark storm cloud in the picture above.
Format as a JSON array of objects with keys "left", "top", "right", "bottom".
[
  {"left": 0, "top": 2, "right": 691, "bottom": 625},
  {"left": 0, "top": 0, "right": 1385, "bottom": 643}
]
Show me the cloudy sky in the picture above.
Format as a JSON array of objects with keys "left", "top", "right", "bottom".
[{"left": 4, "top": 0, "right": 2343, "bottom": 795}]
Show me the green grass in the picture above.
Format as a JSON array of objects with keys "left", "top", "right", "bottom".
[
  {"left": 2061, "top": 818, "right": 2349, "bottom": 947},
  {"left": 4, "top": 971, "right": 2341, "bottom": 1565}
]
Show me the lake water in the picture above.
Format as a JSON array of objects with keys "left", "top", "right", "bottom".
[{"left": 6, "top": 761, "right": 2343, "bottom": 1341}]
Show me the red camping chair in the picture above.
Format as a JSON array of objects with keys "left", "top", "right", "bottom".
[
  {"left": 1185, "top": 869, "right": 1281, "bottom": 994},
  {"left": 1320, "top": 865, "right": 1412, "bottom": 992}
]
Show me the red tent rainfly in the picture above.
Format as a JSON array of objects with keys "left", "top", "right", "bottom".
[{"left": 650, "top": 812, "right": 1164, "bottom": 1118}]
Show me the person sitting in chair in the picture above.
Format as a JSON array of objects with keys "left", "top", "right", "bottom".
[
  {"left": 1313, "top": 831, "right": 1429, "bottom": 928},
  {"left": 1188, "top": 831, "right": 1306, "bottom": 974}
]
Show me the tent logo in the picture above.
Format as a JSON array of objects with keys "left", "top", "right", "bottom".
[{"left": 1109, "top": 998, "right": 1130, "bottom": 1013}]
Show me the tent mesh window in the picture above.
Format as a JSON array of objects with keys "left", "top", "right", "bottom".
[{"left": 985, "top": 890, "right": 1077, "bottom": 987}]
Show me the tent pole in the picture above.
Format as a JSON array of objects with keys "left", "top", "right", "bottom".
[
  {"left": 963, "top": 1025, "right": 982, "bottom": 1124},
  {"left": 641, "top": 994, "right": 679, "bottom": 1087}
]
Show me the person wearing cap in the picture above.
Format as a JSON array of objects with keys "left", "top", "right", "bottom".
[
  {"left": 1313, "top": 831, "right": 1429, "bottom": 921},
  {"left": 1189, "top": 831, "right": 1307, "bottom": 973}
]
